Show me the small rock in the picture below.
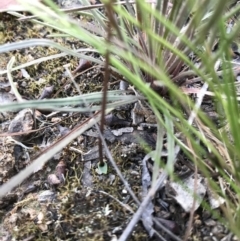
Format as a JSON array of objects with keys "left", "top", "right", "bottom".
[
  {"left": 201, "top": 226, "right": 211, "bottom": 237},
  {"left": 8, "top": 108, "right": 33, "bottom": 141},
  {"left": 112, "top": 226, "right": 122, "bottom": 234},
  {"left": 38, "top": 190, "right": 55, "bottom": 203},
  {"left": 202, "top": 210, "right": 211, "bottom": 220},
  {"left": 122, "top": 189, "right": 127, "bottom": 194},
  {"left": 48, "top": 174, "right": 61, "bottom": 186},
  {"left": 204, "top": 219, "right": 216, "bottom": 227},
  {"left": 211, "top": 224, "right": 224, "bottom": 235},
  {"left": 0, "top": 193, "right": 18, "bottom": 209},
  {"left": 203, "top": 237, "right": 212, "bottom": 241},
  {"left": 232, "top": 235, "right": 239, "bottom": 241}
]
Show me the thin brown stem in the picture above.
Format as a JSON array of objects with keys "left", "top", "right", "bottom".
[
  {"left": 183, "top": 139, "right": 198, "bottom": 241},
  {"left": 98, "top": 1, "right": 113, "bottom": 166}
]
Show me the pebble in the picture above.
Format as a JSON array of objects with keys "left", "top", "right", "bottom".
[
  {"left": 204, "top": 219, "right": 216, "bottom": 227},
  {"left": 212, "top": 224, "right": 224, "bottom": 235},
  {"left": 38, "top": 190, "right": 56, "bottom": 203}
]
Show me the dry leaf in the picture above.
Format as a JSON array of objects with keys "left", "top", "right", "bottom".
[
  {"left": 39, "top": 85, "right": 54, "bottom": 100},
  {"left": 169, "top": 174, "right": 206, "bottom": 212},
  {"left": 73, "top": 59, "right": 92, "bottom": 74}
]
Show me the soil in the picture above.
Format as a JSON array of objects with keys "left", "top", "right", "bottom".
[{"left": 0, "top": 7, "right": 238, "bottom": 241}]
